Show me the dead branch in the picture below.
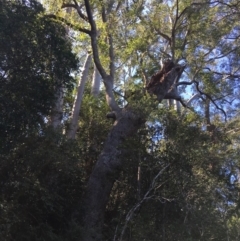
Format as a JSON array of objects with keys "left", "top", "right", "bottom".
[{"left": 118, "top": 164, "right": 170, "bottom": 241}]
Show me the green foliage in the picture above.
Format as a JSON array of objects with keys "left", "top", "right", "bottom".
[
  {"left": 1, "top": 0, "right": 240, "bottom": 240},
  {"left": 227, "top": 214, "right": 240, "bottom": 241},
  {"left": 0, "top": 0, "right": 78, "bottom": 153},
  {"left": 75, "top": 87, "right": 112, "bottom": 177},
  {"left": 104, "top": 109, "right": 236, "bottom": 240},
  {"left": 0, "top": 129, "right": 84, "bottom": 241}
]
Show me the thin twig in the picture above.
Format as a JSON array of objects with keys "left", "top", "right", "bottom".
[
  {"left": 119, "top": 164, "right": 170, "bottom": 241},
  {"left": 194, "top": 81, "right": 227, "bottom": 121}
]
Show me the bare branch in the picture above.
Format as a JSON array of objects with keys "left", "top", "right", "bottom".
[
  {"left": 84, "top": 0, "right": 108, "bottom": 79},
  {"left": 62, "top": 3, "right": 88, "bottom": 21},
  {"left": 115, "top": 0, "right": 123, "bottom": 12},
  {"left": 62, "top": 3, "right": 75, "bottom": 8},
  {"left": 194, "top": 81, "right": 227, "bottom": 121},
  {"left": 164, "top": 93, "right": 188, "bottom": 108},
  {"left": 177, "top": 2, "right": 208, "bottom": 21},
  {"left": 84, "top": 0, "right": 120, "bottom": 111},
  {"left": 207, "top": 47, "right": 239, "bottom": 62},
  {"left": 100, "top": 3, "right": 115, "bottom": 79},
  {"left": 119, "top": 164, "right": 170, "bottom": 241},
  {"left": 172, "top": 0, "right": 179, "bottom": 52},
  {"left": 109, "top": 34, "right": 115, "bottom": 78},
  {"left": 75, "top": 0, "right": 89, "bottom": 21},
  {"left": 203, "top": 67, "right": 240, "bottom": 78},
  {"left": 177, "top": 81, "right": 194, "bottom": 86},
  {"left": 155, "top": 28, "right": 172, "bottom": 46},
  {"left": 186, "top": 93, "right": 201, "bottom": 107}
]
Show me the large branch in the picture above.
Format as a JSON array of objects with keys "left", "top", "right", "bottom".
[
  {"left": 207, "top": 47, "right": 239, "bottom": 62},
  {"left": 154, "top": 28, "right": 172, "bottom": 46},
  {"left": 62, "top": 2, "right": 89, "bottom": 21},
  {"left": 186, "top": 93, "right": 202, "bottom": 107},
  {"left": 47, "top": 14, "right": 91, "bottom": 34},
  {"left": 177, "top": 81, "right": 194, "bottom": 86},
  {"left": 203, "top": 67, "right": 240, "bottom": 78},
  {"left": 101, "top": 3, "right": 115, "bottom": 78},
  {"left": 84, "top": 0, "right": 120, "bottom": 111},
  {"left": 109, "top": 34, "right": 115, "bottom": 78},
  {"left": 177, "top": 2, "right": 209, "bottom": 21},
  {"left": 84, "top": 0, "right": 107, "bottom": 79}
]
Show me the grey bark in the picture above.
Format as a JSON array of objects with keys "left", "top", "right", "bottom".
[
  {"left": 174, "top": 99, "right": 181, "bottom": 114},
  {"left": 186, "top": 93, "right": 201, "bottom": 107},
  {"left": 77, "top": 1, "right": 186, "bottom": 240},
  {"left": 91, "top": 64, "right": 101, "bottom": 97},
  {"left": 81, "top": 65, "right": 185, "bottom": 241},
  {"left": 67, "top": 54, "right": 92, "bottom": 139},
  {"left": 82, "top": 108, "right": 144, "bottom": 241}
]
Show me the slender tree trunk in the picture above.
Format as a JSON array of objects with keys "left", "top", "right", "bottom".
[
  {"left": 174, "top": 100, "right": 181, "bottom": 114},
  {"left": 168, "top": 99, "right": 174, "bottom": 108},
  {"left": 205, "top": 98, "right": 211, "bottom": 129},
  {"left": 91, "top": 64, "right": 101, "bottom": 97},
  {"left": 67, "top": 54, "right": 92, "bottom": 139},
  {"left": 81, "top": 108, "right": 144, "bottom": 241}
]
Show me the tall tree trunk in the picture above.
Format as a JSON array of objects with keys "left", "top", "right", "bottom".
[
  {"left": 168, "top": 99, "right": 174, "bottom": 108},
  {"left": 174, "top": 100, "right": 181, "bottom": 114},
  {"left": 80, "top": 62, "right": 184, "bottom": 241},
  {"left": 205, "top": 98, "right": 211, "bottom": 129},
  {"left": 76, "top": 2, "right": 186, "bottom": 239},
  {"left": 91, "top": 64, "right": 101, "bottom": 97},
  {"left": 81, "top": 108, "right": 144, "bottom": 241},
  {"left": 67, "top": 54, "right": 92, "bottom": 139}
]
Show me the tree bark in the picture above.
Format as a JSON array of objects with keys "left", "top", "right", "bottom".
[
  {"left": 67, "top": 54, "right": 92, "bottom": 139},
  {"left": 81, "top": 108, "right": 144, "bottom": 241},
  {"left": 91, "top": 64, "right": 101, "bottom": 97}
]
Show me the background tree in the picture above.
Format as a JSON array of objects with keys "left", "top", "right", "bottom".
[{"left": 0, "top": 0, "right": 78, "bottom": 152}]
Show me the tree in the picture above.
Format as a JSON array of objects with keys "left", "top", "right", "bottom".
[
  {"left": 3, "top": 0, "right": 240, "bottom": 240},
  {"left": 0, "top": 1, "right": 83, "bottom": 240},
  {"left": 39, "top": 0, "right": 240, "bottom": 240},
  {"left": 67, "top": 53, "right": 92, "bottom": 139},
  {"left": 0, "top": 0, "right": 78, "bottom": 152}
]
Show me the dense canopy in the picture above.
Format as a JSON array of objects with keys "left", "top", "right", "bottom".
[{"left": 1, "top": 0, "right": 240, "bottom": 241}]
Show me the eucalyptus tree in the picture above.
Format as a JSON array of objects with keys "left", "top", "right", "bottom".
[
  {"left": 40, "top": 0, "right": 240, "bottom": 240},
  {"left": 67, "top": 54, "right": 92, "bottom": 139},
  {"left": 91, "top": 64, "right": 101, "bottom": 97}
]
